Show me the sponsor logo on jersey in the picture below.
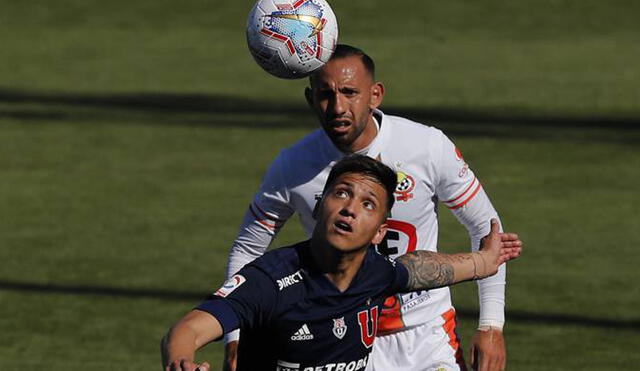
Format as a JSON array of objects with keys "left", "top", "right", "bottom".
[
  {"left": 458, "top": 163, "right": 469, "bottom": 178},
  {"left": 332, "top": 317, "right": 347, "bottom": 339},
  {"left": 277, "top": 359, "right": 300, "bottom": 371},
  {"left": 454, "top": 147, "right": 470, "bottom": 177},
  {"left": 291, "top": 324, "right": 314, "bottom": 341},
  {"left": 376, "top": 219, "right": 418, "bottom": 257},
  {"left": 400, "top": 290, "right": 431, "bottom": 311},
  {"left": 277, "top": 270, "right": 304, "bottom": 291},
  {"left": 277, "top": 355, "right": 369, "bottom": 371},
  {"left": 394, "top": 171, "right": 415, "bottom": 202},
  {"left": 214, "top": 274, "right": 246, "bottom": 297}
]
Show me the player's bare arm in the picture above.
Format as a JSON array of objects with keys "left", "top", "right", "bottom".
[
  {"left": 161, "top": 310, "right": 222, "bottom": 371},
  {"left": 397, "top": 219, "right": 521, "bottom": 291}
]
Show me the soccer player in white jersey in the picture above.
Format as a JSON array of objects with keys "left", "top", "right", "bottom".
[{"left": 224, "top": 44, "right": 509, "bottom": 371}]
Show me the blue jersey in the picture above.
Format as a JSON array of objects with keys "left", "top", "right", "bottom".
[{"left": 197, "top": 240, "right": 409, "bottom": 371}]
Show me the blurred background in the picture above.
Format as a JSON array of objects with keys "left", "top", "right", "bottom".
[{"left": 1, "top": 0, "right": 638, "bottom": 369}]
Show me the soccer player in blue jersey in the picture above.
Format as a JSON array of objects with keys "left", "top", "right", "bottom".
[{"left": 161, "top": 155, "right": 521, "bottom": 371}]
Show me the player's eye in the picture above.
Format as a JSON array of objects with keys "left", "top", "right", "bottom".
[
  {"left": 363, "top": 200, "right": 376, "bottom": 210},
  {"left": 317, "top": 89, "right": 334, "bottom": 99},
  {"left": 335, "top": 189, "right": 348, "bottom": 198},
  {"left": 341, "top": 88, "right": 358, "bottom": 97}
]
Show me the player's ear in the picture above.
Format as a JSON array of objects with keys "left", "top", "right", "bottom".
[
  {"left": 369, "top": 82, "right": 385, "bottom": 109},
  {"left": 371, "top": 222, "right": 388, "bottom": 245},
  {"left": 305, "top": 87, "right": 314, "bottom": 107}
]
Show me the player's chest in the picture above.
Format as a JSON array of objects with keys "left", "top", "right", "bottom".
[{"left": 269, "top": 297, "right": 382, "bottom": 369}]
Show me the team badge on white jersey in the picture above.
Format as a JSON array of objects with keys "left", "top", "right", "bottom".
[
  {"left": 291, "top": 324, "right": 314, "bottom": 341},
  {"left": 332, "top": 317, "right": 347, "bottom": 339},
  {"left": 395, "top": 171, "right": 416, "bottom": 202}
]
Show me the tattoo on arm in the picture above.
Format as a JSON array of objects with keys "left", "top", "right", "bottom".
[{"left": 396, "top": 251, "right": 472, "bottom": 290}]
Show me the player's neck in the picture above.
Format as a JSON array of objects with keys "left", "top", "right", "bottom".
[
  {"left": 309, "top": 241, "right": 368, "bottom": 292},
  {"left": 325, "top": 250, "right": 367, "bottom": 292},
  {"left": 343, "top": 116, "right": 379, "bottom": 154}
]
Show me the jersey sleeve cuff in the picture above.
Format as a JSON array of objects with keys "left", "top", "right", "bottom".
[
  {"left": 195, "top": 299, "right": 240, "bottom": 337},
  {"left": 224, "top": 329, "right": 240, "bottom": 343},
  {"left": 394, "top": 260, "right": 410, "bottom": 292},
  {"left": 478, "top": 321, "right": 504, "bottom": 331}
]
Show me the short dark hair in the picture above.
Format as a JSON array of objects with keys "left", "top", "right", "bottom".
[
  {"left": 322, "top": 155, "right": 396, "bottom": 213},
  {"left": 309, "top": 44, "right": 376, "bottom": 84},
  {"left": 331, "top": 44, "right": 375, "bottom": 79}
]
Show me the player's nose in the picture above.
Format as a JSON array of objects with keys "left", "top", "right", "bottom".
[
  {"left": 328, "top": 93, "right": 347, "bottom": 115},
  {"left": 338, "top": 199, "right": 356, "bottom": 218}
]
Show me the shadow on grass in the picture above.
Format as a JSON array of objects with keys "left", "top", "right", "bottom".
[
  {"left": 1, "top": 279, "right": 638, "bottom": 331},
  {"left": 1, "top": 88, "right": 639, "bottom": 143}
]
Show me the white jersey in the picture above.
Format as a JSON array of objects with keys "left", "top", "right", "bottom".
[{"left": 227, "top": 109, "right": 506, "bottom": 335}]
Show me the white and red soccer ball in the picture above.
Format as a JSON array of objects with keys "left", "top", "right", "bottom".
[{"left": 246, "top": 0, "right": 338, "bottom": 79}]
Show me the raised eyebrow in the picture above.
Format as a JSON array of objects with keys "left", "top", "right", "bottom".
[
  {"left": 338, "top": 180, "right": 381, "bottom": 202},
  {"left": 332, "top": 181, "right": 354, "bottom": 192},
  {"left": 337, "top": 180, "right": 354, "bottom": 187},
  {"left": 365, "top": 190, "right": 381, "bottom": 204}
]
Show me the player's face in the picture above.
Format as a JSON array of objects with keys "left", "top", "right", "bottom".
[
  {"left": 314, "top": 172, "right": 388, "bottom": 253},
  {"left": 306, "top": 56, "right": 384, "bottom": 153}
]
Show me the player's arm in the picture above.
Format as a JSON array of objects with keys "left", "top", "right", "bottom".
[
  {"left": 225, "top": 153, "right": 295, "bottom": 281},
  {"left": 435, "top": 131, "right": 507, "bottom": 328},
  {"left": 164, "top": 265, "right": 275, "bottom": 371},
  {"left": 161, "top": 310, "right": 222, "bottom": 371},
  {"left": 434, "top": 132, "right": 510, "bottom": 371},
  {"left": 396, "top": 220, "right": 521, "bottom": 291}
]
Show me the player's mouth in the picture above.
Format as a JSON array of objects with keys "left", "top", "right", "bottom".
[
  {"left": 326, "top": 119, "right": 352, "bottom": 135},
  {"left": 333, "top": 220, "right": 353, "bottom": 233}
]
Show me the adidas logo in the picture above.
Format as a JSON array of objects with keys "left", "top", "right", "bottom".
[{"left": 290, "top": 324, "right": 314, "bottom": 341}]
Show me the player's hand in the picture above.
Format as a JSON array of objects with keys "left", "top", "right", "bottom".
[
  {"left": 222, "top": 340, "right": 239, "bottom": 371},
  {"left": 478, "top": 219, "right": 522, "bottom": 276},
  {"left": 165, "top": 359, "right": 210, "bottom": 371},
  {"left": 470, "top": 328, "right": 506, "bottom": 371}
]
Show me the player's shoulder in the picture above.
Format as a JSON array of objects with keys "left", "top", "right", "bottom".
[
  {"left": 382, "top": 113, "right": 448, "bottom": 145},
  {"left": 361, "top": 248, "right": 399, "bottom": 282},
  {"left": 280, "top": 129, "right": 334, "bottom": 161},
  {"left": 379, "top": 112, "right": 451, "bottom": 161},
  {"left": 272, "top": 129, "right": 335, "bottom": 167},
  {"left": 248, "top": 241, "right": 307, "bottom": 280}
]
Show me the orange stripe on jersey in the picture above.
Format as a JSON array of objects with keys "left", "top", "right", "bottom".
[
  {"left": 377, "top": 295, "right": 405, "bottom": 335},
  {"left": 442, "top": 309, "right": 468, "bottom": 371},
  {"left": 447, "top": 182, "right": 482, "bottom": 210},
  {"left": 253, "top": 202, "right": 286, "bottom": 223},
  {"left": 444, "top": 177, "right": 477, "bottom": 204},
  {"left": 249, "top": 204, "right": 276, "bottom": 231}
]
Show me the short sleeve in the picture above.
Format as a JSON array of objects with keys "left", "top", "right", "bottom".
[
  {"left": 197, "top": 265, "right": 277, "bottom": 334},
  {"left": 388, "top": 260, "right": 410, "bottom": 294}
]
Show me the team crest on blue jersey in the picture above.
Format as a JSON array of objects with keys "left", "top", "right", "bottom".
[
  {"left": 332, "top": 316, "right": 347, "bottom": 339},
  {"left": 395, "top": 171, "right": 415, "bottom": 202}
]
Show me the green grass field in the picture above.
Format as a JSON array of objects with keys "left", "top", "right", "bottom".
[{"left": 1, "top": 0, "right": 639, "bottom": 369}]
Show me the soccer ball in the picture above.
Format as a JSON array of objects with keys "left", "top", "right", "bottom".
[{"left": 246, "top": 0, "right": 339, "bottom": 79}]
